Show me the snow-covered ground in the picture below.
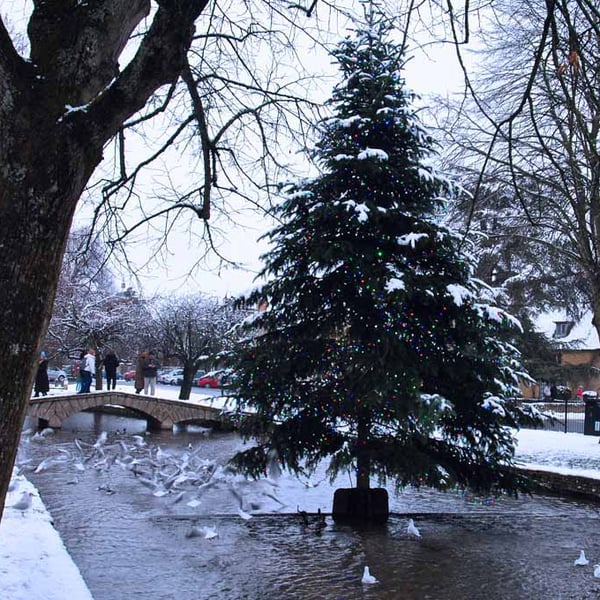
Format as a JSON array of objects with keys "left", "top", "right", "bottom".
[
  {"left": 3, "top": 391, "right": 600, "bottom": 600},
  {"left": 0, "top": 472, "right": 93, "bottom": 600}
]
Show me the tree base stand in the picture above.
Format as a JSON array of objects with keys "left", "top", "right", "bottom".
[{"left": 332, "top": 488, "right": 389, "bottom": 523}]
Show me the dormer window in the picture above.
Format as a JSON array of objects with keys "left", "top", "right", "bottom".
[{"left": 553, "top": 321, "right": 574, "bottom": 339}]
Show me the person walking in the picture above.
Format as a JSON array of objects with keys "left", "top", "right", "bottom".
[
  {"left": 543, "top": 383, "right": 551, "bottom": 402},
  {"left": 135, "top": 351, "right": 146, "bottom": 394},
  {"left": 80, "top": 348, "right": 96, "bottom": 394},
  {"left": 142, "top": 351, "right": 160, "bottom": 396},
  {"left": 103, "top": 349, "right": 120, "bottom": 390},
  {"left": 34, "top": 351, "right": 49, "bottom": 398}
]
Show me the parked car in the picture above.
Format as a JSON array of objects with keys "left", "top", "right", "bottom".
[
  {"left": 220, "top": 369, "right": 238, "bottom": 387},
  {"left": 195, "top": 370, "right": 225, "bottom": 388},
  {"left": 165, "top": 369, "right": 206, "bottom": 386},
  {"left": 123, "top": 370, "right": 137, "bottom": 381},
  {"left": 61, "top": 364, "right": 77, "bottom": 381},
  {"left": 47, "top": 368, "right": 67, "bottom": 385},
  {"left": 158, "top": 368, "right": 178, "bottom": 384},
  {"left": 165, "top": 368, "right": 184, "bottom": 385}
]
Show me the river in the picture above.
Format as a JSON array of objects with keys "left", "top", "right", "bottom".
[{"left": 18, "top": 410, "right": 600, "bottom": 600}]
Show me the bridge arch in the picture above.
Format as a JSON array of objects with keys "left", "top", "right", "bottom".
[{"left": 28, "top": 391, "right": 230, "bottom": 430}]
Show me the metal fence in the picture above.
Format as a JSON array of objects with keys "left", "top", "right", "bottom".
[{"left": 519, "top": 400, "right": 585, "bottom": 434}]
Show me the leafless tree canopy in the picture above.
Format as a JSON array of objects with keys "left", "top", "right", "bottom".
[{"left": 438, "top": 0, "right": 600, "bottom": 329}]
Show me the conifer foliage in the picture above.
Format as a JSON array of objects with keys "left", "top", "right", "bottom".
[{"left": 228, "top": 10, "right": 538, "bottom": 495}]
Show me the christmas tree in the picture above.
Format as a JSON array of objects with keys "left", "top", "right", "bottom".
[{"left": 228, "top": 8, "right": 538, "bottom": 503}]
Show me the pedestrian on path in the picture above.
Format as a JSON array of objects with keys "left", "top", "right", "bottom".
[
  {"left": 79, "top": 349, "right": 95, "bottom": 394},
  {"left": 34, "top": 351, "right": 49, "bottom": 398},
  {"left": 142, "top": 351, "right": 160, "bottom": 396},
  {"left": 103, "top": 349, "right": 119, "bottom": 390}
]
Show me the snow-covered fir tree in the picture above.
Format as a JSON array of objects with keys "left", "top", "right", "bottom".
[{"left": 228, "top": 9, "right": 539, "bottom": 496}]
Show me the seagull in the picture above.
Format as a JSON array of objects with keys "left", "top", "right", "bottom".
[
  {"left": 11, "top": 491, "right": 33, "bottom": 512},
  {"left": 361, "top": 566, "right": 378, "bottom": 584},
  {"left": 132, "top": 435, "right": 147, "bottom": 448},
  {"left": 203, "top": 525, "right": 218, "bottom": 540},
  {"left": 407, "top": 518, "right": 421, "bottom": 538},
  {"left": 185, "top": 524, "right": 205, "bottom": 538},
  {"left": 574, "top": 550, "right": 589, "bottom": 566},
  {"left": 594, "top": 564, "right": 600, "bottom": 578},
  {"left": 238, "top": 508, "right": 253, "bottom": 520},
  {"left": 93, "top": 431, "right": 108, "bottom": 449},
  {"left": 34, "top": 456, "right": 58, "bottom": 473}
]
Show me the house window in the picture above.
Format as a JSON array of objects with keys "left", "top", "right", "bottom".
[{"left": 553, "top": 321, "right": 573, "bottom": 339}]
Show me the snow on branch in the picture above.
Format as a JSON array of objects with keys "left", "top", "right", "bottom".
[
  {"left": 396, "top": 232, "right": 428, "bottom": 248},
  {"left": 357, "top": 147, "right": 389, "bottom": 161}
]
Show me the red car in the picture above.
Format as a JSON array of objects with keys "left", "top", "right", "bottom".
[
  {"left": 123, "top": 370, "right": 137, "bottom": 381},
  {"left": 195, "top": 370, "right": 223, "bottom": 388}
]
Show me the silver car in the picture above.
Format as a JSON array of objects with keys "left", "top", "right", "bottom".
[{"left": 47, "top": 368, "right": 67, "bottom": 385}]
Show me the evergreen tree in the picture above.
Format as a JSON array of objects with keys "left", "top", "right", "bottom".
[{"left": 228, "top": 10, "right": 539, "bottom": 496}]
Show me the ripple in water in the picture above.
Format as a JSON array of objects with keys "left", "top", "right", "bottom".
[{"left": 18, "top": 415, "right": 600, "bottom": 600}]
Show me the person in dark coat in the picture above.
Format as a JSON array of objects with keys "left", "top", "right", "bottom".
[
  {"left": 103, "top": 349, "right": 120, "bottom": 390},
  {"left": 34, "top": 351, "right": 50, "bottom": 398},
  {"left": 135, "top": 351, "right": 146, "bottom": 394}
]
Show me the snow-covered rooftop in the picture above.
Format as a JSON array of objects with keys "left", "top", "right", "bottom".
[{"left": 533, "top": 310, "right": 600, "bottom": 351}]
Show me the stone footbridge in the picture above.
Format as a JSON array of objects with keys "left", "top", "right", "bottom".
[{"left": 28, "top": 391, "right": 234, "bottom": 430}]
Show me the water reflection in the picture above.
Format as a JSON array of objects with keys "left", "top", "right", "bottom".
[{"left": 19, "top": 412, "right": 600, "bottom": 600}]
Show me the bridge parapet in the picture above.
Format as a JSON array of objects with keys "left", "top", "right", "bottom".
[{"left": 28, "top": 391, "right": 231, "bottom": 430}]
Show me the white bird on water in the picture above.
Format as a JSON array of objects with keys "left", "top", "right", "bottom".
[
  {"left": 361, "top": 566, "right": 378, "bottom": 584},
  {"left": 202, "top": 525, "right": 218, "bottom": 540},
  {"left": 574, "top": 550, "right": 589, "bottom": 566},
  {"left": 185, "top": 524, "right": 218, "bottom": 540},
  {"left": 407, "top": 518, "right": 421, "bottom": 537},
  {"left": 237, "top": 508, "right": 253, "bottom": 520},
  {"left": 594, "top": 564, "right": 600, "bottom": 578},
  {"left": 185, "top": 525, "right": 204, "bottom": 538}
]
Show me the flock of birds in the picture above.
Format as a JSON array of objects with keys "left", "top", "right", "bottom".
[
  {"left": 573, "top": 550, "right": 600, "bottom": 579},
  {"left": 14, "top": 428, "right": 600, "bottom": 587},
  {"left": 15, "top": 427, "right": 285, "bottom": 524},
  {"left": 11, "top": 426, "right": 432, "bottom": 586}
]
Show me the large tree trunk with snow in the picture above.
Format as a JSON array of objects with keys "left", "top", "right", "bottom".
[{"left": 0, "top": 0, "right": 208, "bottom": 521}]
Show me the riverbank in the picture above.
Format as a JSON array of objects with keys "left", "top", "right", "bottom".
[
  {"left": 2, "top": 427, "right": 600, "bottom": 600},
  {"left": 0, "top": 470, "right": 93, "bottom": 600}
]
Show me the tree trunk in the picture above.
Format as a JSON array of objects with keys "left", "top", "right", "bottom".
[
  {"left": 356, "top": 410, "right": 371, "bottom": 490},
  {"left": 0, "top": 0, "right": 209, "bottom": 520},
  {"left": 0, "top": 148, "right": 95, "bottom": 521},
  {"left": 179, "top": 364, "right": 196, "bottom": 400}
]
